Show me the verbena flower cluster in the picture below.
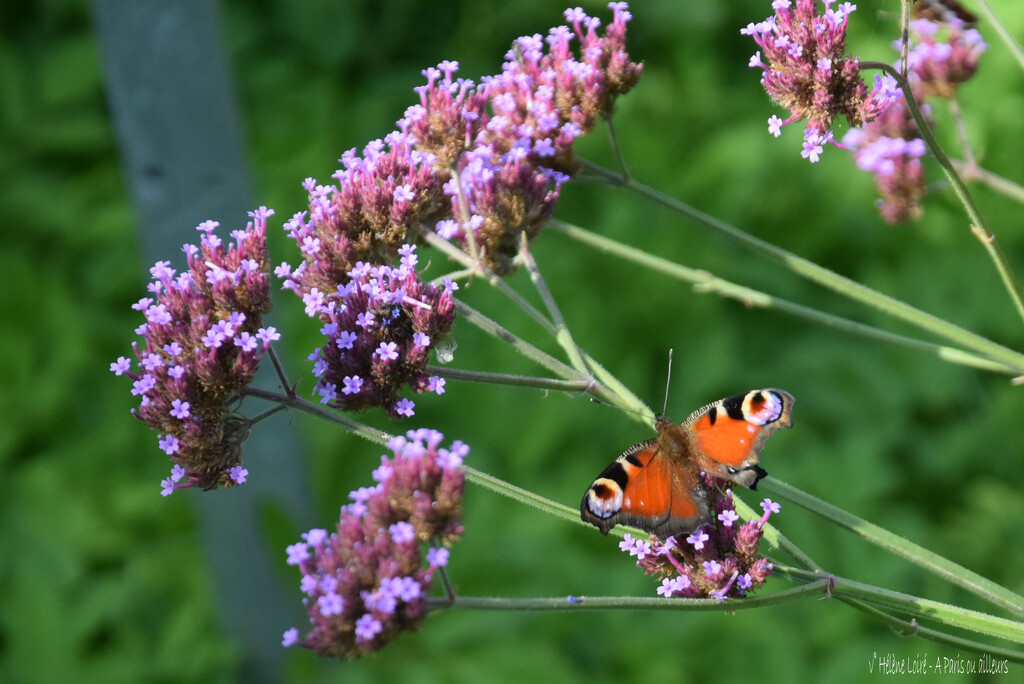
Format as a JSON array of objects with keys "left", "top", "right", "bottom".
[
  {"left": 743, "top": 0, "right": 899, "bottom": 162},
  {"left": 110, "top": 209, "right": 280, "bottom": 494},
  {"left": 282, "top": 430, "right": 466, "bottom": 659},
  {"left": 285, "top": 244, "right": 456, "bottom": 418},
  {"left": 277, "top": 2, "right": 641, "bottom": 282},
  {"left": 904, "top": 16, "right": 987, "bottom": 99},
  {"left": 619, "top": 480, "right": 779, "bottom": 600},
  {"left": 843, "top": 16, "right": 986, "bottom": 223},
  {"left": 843, "top": 93, "right": 928, "bottom": 223}
]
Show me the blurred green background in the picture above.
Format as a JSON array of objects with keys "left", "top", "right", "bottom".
[{"left": 3, "top": 0, "right": 1024, "bottom": 682}]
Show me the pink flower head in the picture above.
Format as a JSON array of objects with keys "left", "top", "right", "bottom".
[
  {"left": 285, "top": 430, "right": 466, "bottom": 659},
  {"left": 297, "top": 245, "right": 456, "bottom": 418},
  {"left": 117, "top": 208, "right": 276, "bottom": 491},
  {"left": 743, "top": 0, "right": 899, "bottom": 161},
  {"left": 620, "top": 475, "right": 776, "bottom": 600}
]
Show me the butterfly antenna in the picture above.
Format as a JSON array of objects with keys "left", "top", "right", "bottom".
[{"left": 662, "top": 349, "right": 674, "bottom": 416}]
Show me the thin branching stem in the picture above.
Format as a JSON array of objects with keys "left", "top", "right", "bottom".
[
  {"left": 519, "top": 234, "right": 589, "bottom": 374},
  {"left": 974, "top": 0, "right": 1024, "bottom": 72},
  {"left": 553, "top": 219, "right": 1018, "bottom": 374},
  {"left": 579, "top": 158, "right": 1024, "bottom": 374},
  {"left": 241, "top": 386, "right": 389, "bottom": 446},
  {"left": 425, "top": 365, "right": 596, "bottom": 394}
]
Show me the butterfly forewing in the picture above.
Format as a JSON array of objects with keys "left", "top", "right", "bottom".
[{"left": 685, "top": 389, "right": 793, "bottom": 487}]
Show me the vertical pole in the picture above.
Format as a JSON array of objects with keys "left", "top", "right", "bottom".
[{"left": 89, "top": 2, "right": 310, "bottom": 679}]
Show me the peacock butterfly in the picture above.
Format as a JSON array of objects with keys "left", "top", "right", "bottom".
[{"left": 581, "top": 389, "right": 794, "bottom": 539}]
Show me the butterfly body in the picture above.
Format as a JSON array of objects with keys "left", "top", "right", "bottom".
[{"left": 581, "top": 389, "right": 794, "bottom": 539}]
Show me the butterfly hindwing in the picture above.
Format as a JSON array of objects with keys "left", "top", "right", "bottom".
[
  {"left": 580, "top": 440, "right": 708, "bottom": 537},
  {"left": 684, "top": 388, "right": 794, "bottom": 489}
]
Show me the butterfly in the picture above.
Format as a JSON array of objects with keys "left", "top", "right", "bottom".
[{"left": 580, "top": 389, "right": 794, "bottom": 540}]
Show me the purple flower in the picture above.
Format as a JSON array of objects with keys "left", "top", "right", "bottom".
[
  {"left": 228, "top": 465, "right": 249, "bottom": 484},
  {"left": 389, "top": 521, "right": 417, "bottom": 544},
  {"left": 905, "top": 17, "right": 987, "bottom": 98},
  {"left": 374, "top": 341, "right": 399, "bottom": 362},
  {"left": 282, "top": 628, "right": 300, "bottom": 647},
  {"left": 743, "top": 0, "right": 899, "bottom": 161},
  {"left": 115, "top": 209, "right": 276, "bottom": 492},
  {"left": 294, "top": 245, "right": 456, "bottom": 418},
  {"left": 703, "top": 559, "right": 723, "bottom": 576},
  {"left": 657, "top": 575, "right": 693, "bottom": 597},
  {"left": 427, "top": 376, "right": 446, "bottom": 395},
  {"left": 160, "top": 477, "right": 175, "bottom": 497},
  {"left": 158, "top": 434, "right": 179, "bottom": 455},
  {"left": 718, "top": 509, "right": 740, "bottom": 527},
  {"left": 354, "top": 614, "right": 383, "bottom": 643},
  {"left": 686, "top": 530, "right": 709, "bottom": 551},
  {"left": 286, "top": 542, "right": 310, "bottom": 566},
  {"left": 278, "top": 5, "right": 640, "bottom": 279},
  {"left": 426, "top": 547, "right": 450, "bottom": 568},
  {"left": 169, "top": 399, "right": 191, "bottom": 420},
  {"left": 394, "top": 398, "right": 416, "bottom": 417},
  {"left": 285, "top": 430, "right": 466, "bottom": 659},
  {"left": 318, "top": 592, "right": 345, "bottom": 617},
  {"left": 341, "top": 375, "right": 364, "bottom": 395},
  {"left": 620, "top": 474, "right": 776, "bottom": 600}
]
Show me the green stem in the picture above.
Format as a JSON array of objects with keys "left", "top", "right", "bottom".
[
  {"left": 425, "top": 365, "right": 596, "bottom": 394},
  {"left": 426, "top": 229, "right": 653, "bottom": 418},
  {"left": 867, "top": 63, "right": 1024, "bottom": 322},
  {"left": 866, "top": 62, "right": 990, "bottom": 234},
  {"left": 453, "top": 299, "right": 580, "bottom": 382},
  {"left": 463, "top": 465, "right": 585, "bottom": 528},
  {"left": 244, "top": 402, "right": 289, "bottom": 425},
  {"left": 970, "top": 225, "right": 1024, "bottom": 329},
  {"left": 520, "top": 234, "right": 589, "bottom": 374},
  {"left": 553, "top": 219, "right": 1017, "bottom": 374},
  {"left": 429, "top": 580, "right": 832, "bottom": 612},
  {"left": 975, "top": 0, "right": 1024, "bottom": 72},
  {"left": 843, "top": 598, "right": 1024, "bottom": 664},
  {"left": 266, "top": 344, "right": 295, "bottom": 396},
  {"left": 423, "top": 230, "right": 553, "bottom": 333},
  {"left": 761, "top": 477, "right": 1024, "bottom": 618},
  {"left": 241, "top": 386, "right": 388, "bottom": 446},
  {"left": 952, "top": 159, "right": 1024, "bottom": 204},
  {"left": 947, "top": 96, "right": 977, "bottom": 169},
  {"left": 579, "top": 160, "right": 1024, "bottom": 374},
  {"left": 605, "top": 115, "right": 631, "bottom": 181},
  {"left": 776, "top": 566, "right": 1024, "bottom": 647}
]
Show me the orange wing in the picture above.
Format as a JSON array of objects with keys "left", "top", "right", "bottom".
[
  {"left": 580, "top": 440, "right": 709, "bottom": 538},
  {"left": 684, "top": 389, "right": 794, "bottom": 489}
]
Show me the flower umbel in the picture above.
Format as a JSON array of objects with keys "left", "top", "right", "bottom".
[
  {"left": 904, "top": 17, "right": 987, "bottom": 99},
  {"left": 843, "top": 91, "right": 929, "bottom": 223},
  {"left": 279, "top": 3, "right": 642, "bottom": 278},
  {"left": 623, "top": 477, "right": 778, "bottom": 599},
  {"left": 286, "top": 244, "right": 456, "bottom": 418},
  {"left": 419, "top": 3, "right": 642, "bottom": 273},
  {"left": 843, "top": 17, "right": 985, "bottom": 223},
  {"left": 743, "top": 0, "right": 899, "bottom": 161},
  {"left": 111, "top": 208, "right": 279, "bottom": 493},
  {"left": 283, "top": 429, "right": 467, "bottom": 659}
]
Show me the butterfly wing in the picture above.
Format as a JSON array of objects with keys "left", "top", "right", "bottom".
[
  {"left": 683, "top": 388, "right": 793, "bottom": 489},
  {"left": 581, "top": 439, "right": 709, "bottom": 538}
]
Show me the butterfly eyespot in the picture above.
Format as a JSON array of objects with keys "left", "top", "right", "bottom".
[{"left": 726, "top": 466, "right": 739, "bottom": 475}]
